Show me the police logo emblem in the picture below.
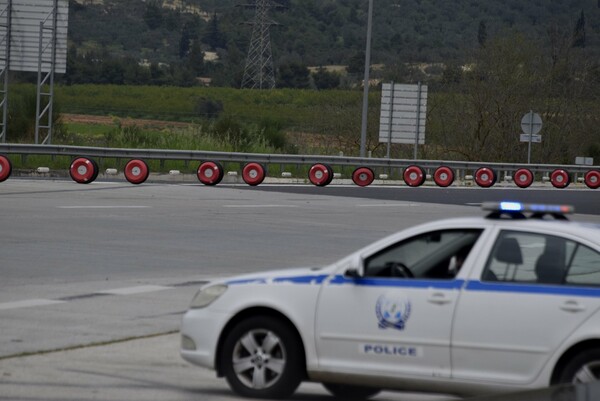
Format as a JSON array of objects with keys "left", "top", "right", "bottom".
[{"left": 376, "top": 294, "right": 411, "bottom": 330}]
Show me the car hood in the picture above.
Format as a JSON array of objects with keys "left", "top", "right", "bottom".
[{"left": 213, "top": 266, "right": 334, "bottom": 287}]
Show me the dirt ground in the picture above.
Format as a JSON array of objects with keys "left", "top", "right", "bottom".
[{"left": 61, "top": 113, "right": 192, "bottom": 130}]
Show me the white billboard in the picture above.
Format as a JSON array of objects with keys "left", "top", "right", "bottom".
[
  {"left": 379, "top": 83, "right": 428, "bottom": 145},
  {"left": 0, "top": 0, "right": 69, "bottom": 73}
]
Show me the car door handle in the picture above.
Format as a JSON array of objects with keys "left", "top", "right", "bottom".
[
  {"left": 428, "top": 293, "right": 452, "bottom": 305},
  {"left": 560, "top": 300, "right": 586, "bottom": 313}
]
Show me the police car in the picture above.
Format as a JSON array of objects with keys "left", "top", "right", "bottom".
[{"left": 180, "top": 202, "right": 600, "bottom": 399}]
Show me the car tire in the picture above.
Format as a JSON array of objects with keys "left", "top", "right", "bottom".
[
  {"left": 90, "top": 158, "right": 100, "bottom": 183},
  {"left": 0, "top": 154, "right": 13, "bottom": 182},
  {"left": 556, "top": 348, "right": 600, "bottom": 384},
  {"left": 403, "top": 165, "right": 426, "bottom": 187},
  {"left": 308, "top": 163, "right": 332, "bottom": 186},
  {"left": 124, "top": 159, "right": 150, "bottom": 184},
  {"left": 242, "top": 162, "right": 266, "bottom": 186},
  {"left": 352, "top": 167, "right": 375, "bottom": 187},
  {"left": 221, "top": 316, "right": 303, "bottom": 399},
  {"left": 513, "top": 168, "right": 534, "bottom": 188},
  {"left": 197, "top": 161, "right": 224, "bottom": 186},
  {"left": 325, "top": 164, "right": 335, "bottom": 185},
  {"left": 474, "top": 167, "right": 497, "bottom": 188},
  {"left": 69, "top": 157, "right": 98, "bottom": 184},
  {"left": 433, "top": 166, "right": 454, "bottom": 187},
  {"left": 584, "top": 170, "right": 600, "bottom": 189},
  {"left": 322, "top": 383, "right": 381, "bottom": 400},
  {"left": 550, "top": 169, "right": 570, "bottom": 189}
]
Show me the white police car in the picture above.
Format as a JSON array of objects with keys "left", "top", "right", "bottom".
[{"left": 180, "top": 202, "right": 600, "bottom": 399}]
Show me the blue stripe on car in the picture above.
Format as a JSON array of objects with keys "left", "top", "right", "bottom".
[
  {"left": 227, "top": 274, "right": 329, "bottom": 285},
  {"left": 466, "top": 280, "right": 600, "bottom": 297},
  {"left": 328, "top": 275, "right": 465, "bottom": 290},
  {"left": 227, "top": 274, "right": 600, "bottom": 298}
]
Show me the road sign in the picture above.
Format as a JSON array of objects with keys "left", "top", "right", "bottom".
[
  {"left": 575, "top": 157, "right": 594, "bottom": 166},
  {"left": 0, "top": 0, "right": 69, "bottom": 74},
  {"left": 520, "top": 134, "right": 541, "bottom": 143},
  {"left": 521, "top": 112, "right": 542, "bottom": 135},
  {"left": 521, "top": 111, "right": 542, "bottom": 164},
  {"left": 379, "top": 82, "right": 428, "bottom": 159}
]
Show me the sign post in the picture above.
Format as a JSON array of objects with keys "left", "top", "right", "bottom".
[{"left": 520, "top": 111, "right": 542, "bottom": 164}]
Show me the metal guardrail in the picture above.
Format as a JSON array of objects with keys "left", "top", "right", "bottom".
[
  {"left": 0, "top": 143, "right": 597, "bottom": 173},
  {"left": 1, "top": 143, "right": 599, "bottom": 189}
]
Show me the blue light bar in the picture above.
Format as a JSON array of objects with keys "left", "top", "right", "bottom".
[
  {"left": 499, "top": 201, "right": 523, "bottom": 211},
  {"left": 482, "top": 202, "right": 574, "bottom": 215}
]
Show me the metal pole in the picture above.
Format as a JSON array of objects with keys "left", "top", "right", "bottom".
[
  {"left": 359, "top": 0, "right": 374, "bottom": 158},
  {"left": 1, "top": 1, "right": 12, "bottom": 144},
  {"left": 45, "top": 0, "right": 59, "bottom": 145},
  {"left": 386, "top": 82, "right": 394, "bottom": 159},
  {"left": 413, "top": 81, "right": 422, "bottom": 160},
  {"left": 34, "top": 20, "right": 43, "bottom": 145},
  {"left": 527, "top": 109, "right": 533, "bottom": 164}
]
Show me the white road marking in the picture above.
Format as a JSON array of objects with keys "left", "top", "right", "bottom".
[
  {"left": 98, "top": 285, "right": 172, "bottom": 295},
  {"left": 356, "top": 203, "right": 420, "bottom": 207},
  {"left": 0, "top": 280, "right": 212, "bottom": 311},
  {"left": 0, "top": 299, "right": 66, "bottom": 311},
  {"left": 222, "top": 204, "right": 298, "bottom": 208},
  {"left": 57, "top": 206, "right": 151, "bottom": 209}
]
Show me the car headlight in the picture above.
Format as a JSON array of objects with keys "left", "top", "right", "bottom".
[{"left": 189, "top": 284, "right": 228, "bottom": 309}]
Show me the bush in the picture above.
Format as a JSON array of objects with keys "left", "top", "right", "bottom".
[
  {"left": 7, "top": 84, "right": 65, "bottom": 143},
  {"left": 258, "top": 118, "right": 287, "bottom": 150},
  {"left": 194, "top": 96, "right": 224, "bottom": 119}
]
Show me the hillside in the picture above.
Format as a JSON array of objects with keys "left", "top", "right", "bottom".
[
  {"left": 69, "top": 0, "right": 600, "bottom": 61},
  {"left": 64, "top": 0, "right": 600, "bottom": 87}
]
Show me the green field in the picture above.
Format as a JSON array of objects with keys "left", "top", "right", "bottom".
[{"left": 5, "top": 83, "right": 600, "bottom": 167}]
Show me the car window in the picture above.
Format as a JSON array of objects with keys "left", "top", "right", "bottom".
[
  {"left": 565, "top": 243, "right": 600, "bottom": 286},
  {"left": 483, "top": 230, "right": 600, "bottom": 286},
  {"left": 364, "top": 229, "right": 483, "bottom": 279}
]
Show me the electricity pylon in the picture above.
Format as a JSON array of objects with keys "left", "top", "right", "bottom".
[{"left": 241, "top": 0, "right": 280, "bottom": 89}]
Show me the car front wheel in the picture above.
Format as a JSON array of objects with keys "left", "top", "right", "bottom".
[
  {"left": 221, "top": 316, "right": 303, "bottom": 399},
  {"left": 556, "top": 348, "right": 600, "bottom": 384},
  {"left": 323, "top": 383, "right": 381, "bottom": 400}
]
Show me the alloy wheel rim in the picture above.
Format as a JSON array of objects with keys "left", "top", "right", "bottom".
[
  {"left": 573, "top": 361, "right": 600, "bottom": 383},
  {"left": 232, "top": 329, "right": 286, "bottom": 389}
]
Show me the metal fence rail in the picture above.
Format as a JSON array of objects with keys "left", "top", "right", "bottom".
[
  {"left": 0, "top": 143, "right": 598, "bottom": 189},
  {"left": 0, "top": 143, "right": 597, "bottom": 173}
]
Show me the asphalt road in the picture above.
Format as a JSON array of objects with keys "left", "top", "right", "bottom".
[
  {"left": 238, "top": 184, "right": 600, "bottom": 215},
  {"left": 0, "top": 179, "right": 598, "bottom": 401}
]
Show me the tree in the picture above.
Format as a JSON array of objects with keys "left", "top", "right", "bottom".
[
  {"left": 187, "top": 40, "right": 205, "bottom": 75},
  {"left": 143, "top": 0, "right": 163, "bottom": 30},
  {"left": 277, "top": 62, "right": 311, "bottom": 88},
  {"left": 346, "top": 51, "right": 365, "bottom": 75},
  {"left": 572, "top": 10, "right": 586, "bottom": 48},
  {"left": 312, "top": 67, "right": 340, "bottom": 90},
  {"left": 149, "top": 62, "right": 167, "bottom": 85},
  {"left": 202, "top": 13, "right": 227, "bottom": 50},
  {"left": 179, "top": 23, "right": 192, "bottom": 59},
  {"left": 430, "top": 34, "right": 547, "bottom": 162},
  {"left": 441, "top": 64, "right": 462, "bottom": 86},
  {"left": 478, "top": 20, "right": 487, "bottom": 48}
]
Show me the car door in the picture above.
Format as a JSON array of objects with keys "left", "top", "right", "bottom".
[
  {"left": 451, "top": 228, "right": 600, "bottom": 384},
  {"left": 314, "top": 227, "right": 484, "bottom": 379}
]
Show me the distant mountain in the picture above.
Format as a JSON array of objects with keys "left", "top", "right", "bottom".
[
  {"left": 65, "top": 0, "right": 600, "bottom": 86},
  {"left": 69, "top": 0, "right": 600, "bottom": 62}
]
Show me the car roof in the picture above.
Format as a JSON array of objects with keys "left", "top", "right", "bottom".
[{"left": 428, "top": 214, "right": 600, "bottom": 244}]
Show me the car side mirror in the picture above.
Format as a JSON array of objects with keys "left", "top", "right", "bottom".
[
  {"left": 344, "top": 257, "right": 365, "bottom": 279},
  {"left": 345, "top": 267, "right": 361, "bottom": 279}
]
